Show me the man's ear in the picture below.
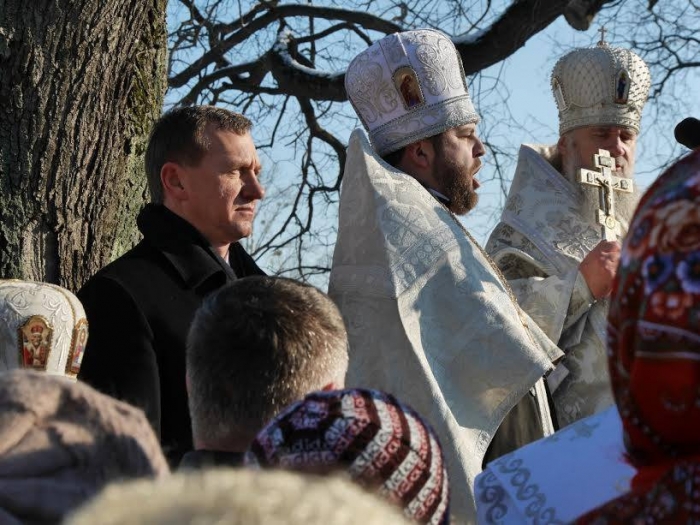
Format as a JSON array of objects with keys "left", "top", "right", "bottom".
[
  {"left": 161, "top": 161, "right": 188, "bottom": 202},
  {"left": 403, "top": 139, "right": 434, "bottom": 170},
  {"left": 557, "top": 134, "right": 568, "bottom": 158}
]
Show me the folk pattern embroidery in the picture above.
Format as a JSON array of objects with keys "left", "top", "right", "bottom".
[{"left": 490, "top": 457, "right": 565, "bottom": 525}]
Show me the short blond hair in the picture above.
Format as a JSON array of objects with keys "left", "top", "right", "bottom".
[{"left": 187, "top": 277, "right": 349, "bottom": 444}]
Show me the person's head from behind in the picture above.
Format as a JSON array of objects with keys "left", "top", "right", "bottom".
[
  {"left": 144, "top": 105, "right": 265, "bottom": 249},
  {"left": 186, "top": 276, "right": 349, "bottom": 453},
  {"left": 245, "top": 388, "right": 450, "bottom": 525},
  {"left": 608, "top": 149, "right": 700, "bottom": 469},
  {"left": 0, "top": 370, "right": 168, "bottom": 523},
  {"left": 345, "top": 29, "right": 484, "bottom": 216},
  {"left": 551, "top": 39, "right": 650, "bottom": 224},
  {"left": 65, "top": 468, "right": 412, "bottom": 525}
]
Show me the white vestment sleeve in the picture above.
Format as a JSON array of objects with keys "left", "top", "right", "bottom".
[{"left": 484, "top": 144, "right": 616, "bottom": 427}]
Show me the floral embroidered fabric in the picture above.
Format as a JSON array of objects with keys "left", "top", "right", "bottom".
[{"left": 576, "top": 149, "right": 700, "bottom": 523}]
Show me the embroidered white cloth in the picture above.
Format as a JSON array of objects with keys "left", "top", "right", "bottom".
[
  {"left": 329, "top": 130, "right": 563, "bottom": 524},
  {"left": 474, "top": 406, "right": 635, "bottom": 524},
  {"left": 486, "top": 144, "right": 619, "bottom": 427}
]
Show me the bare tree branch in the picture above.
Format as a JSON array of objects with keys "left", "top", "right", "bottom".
[
  {"left": 167, "top": 0, "right": 694, "bottom": 283},
  {"left": 171, "top": 0, "right": 615, "bottom": 103}
]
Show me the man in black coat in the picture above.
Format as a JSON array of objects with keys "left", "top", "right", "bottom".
[{"left": 78, "top": 106, "right": 266, "bottom": 465}]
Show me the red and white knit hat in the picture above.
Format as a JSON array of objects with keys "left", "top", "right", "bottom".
[{"left": 245, "top": 388, "right": 450, "bottom": 525}]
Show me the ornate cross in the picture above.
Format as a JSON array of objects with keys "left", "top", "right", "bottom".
[{"left": 577, "top": 149, "right": 634, "bottom": 241}]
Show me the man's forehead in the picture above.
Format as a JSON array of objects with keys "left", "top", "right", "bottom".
[
  {"left": 583, "top": 125, "right": 637, "bottom": 135},
  {"left": 452, "top": 123, "right": 477, "bottom": 133},
  {"left": 207, "top": 129, "right": 259, "bottom": 157}
]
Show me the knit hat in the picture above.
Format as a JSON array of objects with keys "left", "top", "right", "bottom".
[
  {"left": 0, "top": 280, "right": 89, "bottom": 379},
  {"left": 551, "top": 35, "right": 651, "bottom": 135},
  {"left": 245, "top": 388, "right": 450, "bottom": 525},
  {"left": 345, "top": 29, "right": 479, "bottom": 156},
  {"left": 0, "top": 370, "right": 168, "bottom": 523}
]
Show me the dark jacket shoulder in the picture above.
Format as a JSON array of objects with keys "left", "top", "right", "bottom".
[{"left": 178, "top": 449, "right": 245, "bottom": 470}]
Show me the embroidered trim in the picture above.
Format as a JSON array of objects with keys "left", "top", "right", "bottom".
[{"left": 492, "top": 457, "right": 565, "bottom": 524}]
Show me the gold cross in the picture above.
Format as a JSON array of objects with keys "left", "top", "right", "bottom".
[{"left": 577, "top": 149, "right": 634, "bottom": 241}]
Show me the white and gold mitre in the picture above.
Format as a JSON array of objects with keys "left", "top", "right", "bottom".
[
  {"left": 551, "top": 37, "right": 651, "bottom": 134},
  {"left": 0, "top": 280, "right": 88, "bottom": 380},
  {"left": 345, "top": 29, "right": 479, "bottom": 156}
]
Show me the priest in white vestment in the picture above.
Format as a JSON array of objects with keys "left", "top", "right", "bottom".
[
  {"left": 475, "top": 145, "right": 700, "bottom": 525},
  {"left": 485, "top": 36, "right": 651, "bottom": 427},
  {"left": 329, "top": 29, "right": 563, "bottom": 524}
]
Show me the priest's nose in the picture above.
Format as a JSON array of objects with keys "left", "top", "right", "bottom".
[{"left": 605, "top": 136, "right": 626, "bottom": 158}]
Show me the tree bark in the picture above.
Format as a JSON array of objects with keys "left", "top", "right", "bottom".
[{"left": 0, "top": 0, "right": 167, "bottom": 290}]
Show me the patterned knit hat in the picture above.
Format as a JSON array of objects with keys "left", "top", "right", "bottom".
[
  {"left": 551, "top": 35, "right": 651, "bottom": 135},
  {"left": 345, "top": 29, "right": 479, "bottom": 156},
  {"left": 245, "top": 388, "right": 450, "bottom": 525}
]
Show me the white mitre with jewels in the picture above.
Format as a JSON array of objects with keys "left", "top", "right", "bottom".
[
  {"left": 345, "top": 28, "right": 479, "bottom": 156},
  {"left": 0, "top": 280, "right": 88, "bottom": 380},
  {"left": 551, "top": 34, "right": 651, "bottom": 134}
]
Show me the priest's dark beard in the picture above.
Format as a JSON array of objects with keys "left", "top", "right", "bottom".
[{"left": 434, "top": 156, "right": 481, "bottom": 216}]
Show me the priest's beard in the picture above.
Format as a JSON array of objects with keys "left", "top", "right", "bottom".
[
  {"left": 561, "top": 139, "right": 640, "bottom": 228},
  {"left": 433, "top": 143, "right": 482, "bottom": 216}
]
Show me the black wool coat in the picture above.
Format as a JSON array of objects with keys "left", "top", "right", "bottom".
[{"left": 77, "top": 204, "right": 265, "bottom": 465}]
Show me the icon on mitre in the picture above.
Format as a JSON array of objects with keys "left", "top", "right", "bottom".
[
  {"left": 19, "top": 316, "right": 52, "bottom": 370},
  {"left": 394, "top": 67, "right": 424, "bottom": 110},
  {"left": 615, "top": 69, "right": 631, "bottom": 104},
  {"left": 67, "top": 319, "right": 88, "bottom": 376}
]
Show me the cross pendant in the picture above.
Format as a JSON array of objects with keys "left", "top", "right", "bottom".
[{"left": 577, "top": 149, "right": 634, "bottom": 241}]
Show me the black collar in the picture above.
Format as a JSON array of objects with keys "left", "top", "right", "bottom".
[
  {"left": 178, "top": 449, "right": 245, "bottom": 470},
  {"left": 137, "top": 204, "right": 237, "bottom": 289}
]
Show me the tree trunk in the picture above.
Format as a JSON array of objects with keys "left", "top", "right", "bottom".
[{"left": 0, "top": 0, "right": 167, "bottom": 291}]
